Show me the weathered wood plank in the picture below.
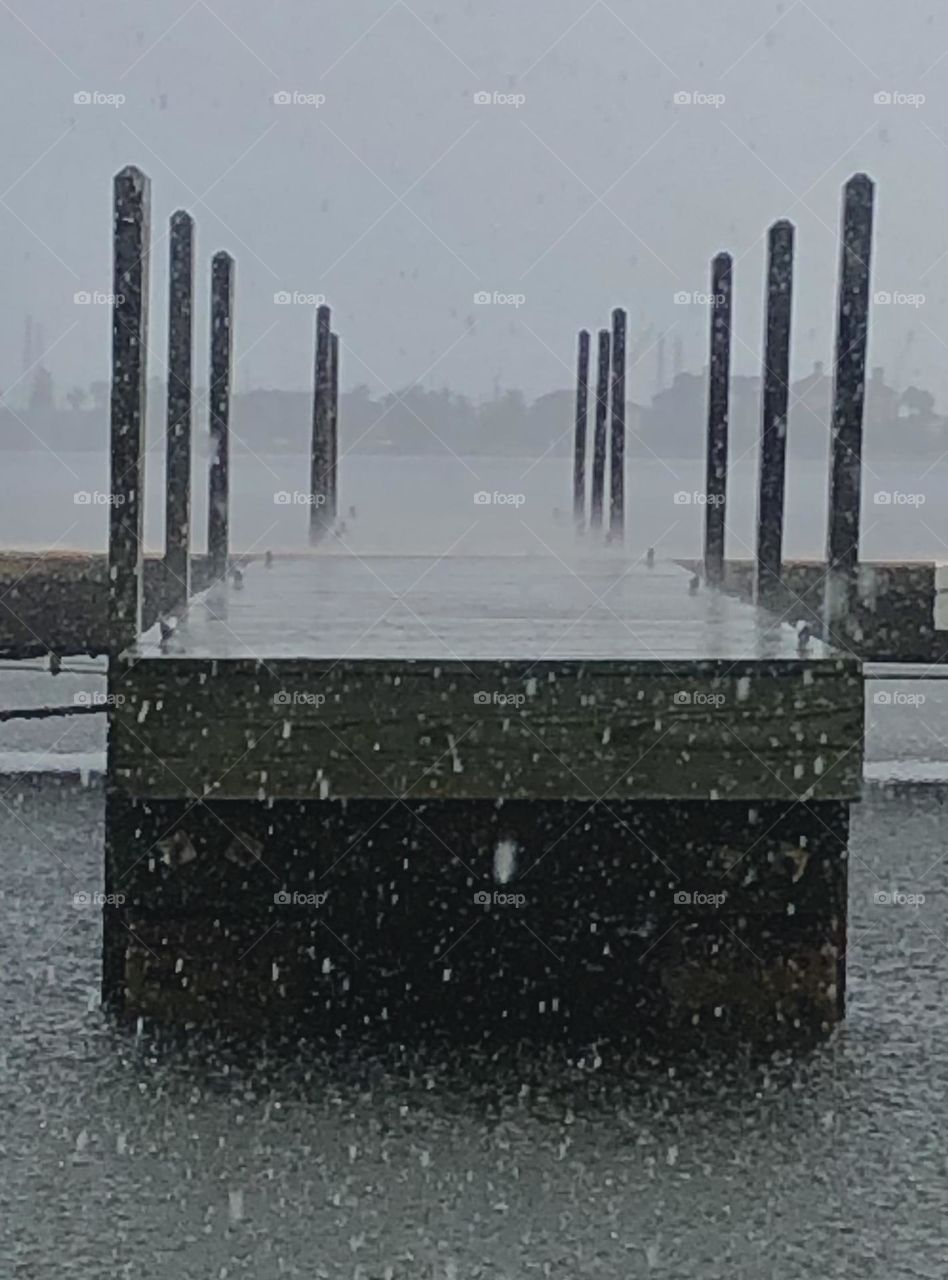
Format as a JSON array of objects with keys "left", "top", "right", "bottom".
[{"left": 110, "top": 657, "right": 863, "bottom": 801}]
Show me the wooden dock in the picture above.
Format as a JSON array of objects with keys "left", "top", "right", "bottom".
[
  {"left": 106, "top": 551, "right": 862, "bottom": 1046},
  {"left": 98, "top": 163, "right": 875, "bottom": 1049}
]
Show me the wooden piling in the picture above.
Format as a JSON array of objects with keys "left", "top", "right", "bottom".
[
  {"left": 310, "top": 304, "right": 332, "bottom": 542},
  {"left": 572, "top": 329, "right": 590, "bottom": 529},
  {"left": 824, "top": 174, "right": 874, "bottom": 645},
  {"left": 590, "top": 328, "right": 611, "bottom": 532},
  {"left": 108, "top": 166, "right": 151, "bottom": 655},
  {"left": 164, "top": 210, "right": 194, "bottom": 611},
  {"left": 754, "top": 220, "right": 794, "bottom": 608},
  {"left": 329, "top": 330, "right": 339, "bottom": 520},
  {"left": 208, "top": 251, "right": 235, "bottom": 580},
  {"left": 703, "top": 253, "right": 733, "bottom": 586},
  {"left": 609, "top": 308, "right": 627, "bottom": 542}
]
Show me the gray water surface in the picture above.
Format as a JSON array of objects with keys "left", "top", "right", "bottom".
[{"left": 1, "top": 780, "right": 946, "bottom": 1278}]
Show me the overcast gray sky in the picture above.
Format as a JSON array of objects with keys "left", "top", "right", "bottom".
[{"left": 2, "top": 0, "right": 947, "bottom": 403}]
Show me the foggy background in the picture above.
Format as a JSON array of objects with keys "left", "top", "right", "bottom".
[{"left": 2, "top": 0, "right": 947, "bottom": 406}]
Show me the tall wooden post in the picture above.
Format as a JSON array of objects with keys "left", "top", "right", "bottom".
[
  {"left": 310, "top": 303, "right": 332, "bottom": 542},
  {"left": 590, "top": 328, "right": 611, "bottom": 532},
  {"left": 824, "top": 173, "right": 874, "bottom": 645},
  {"left": 329, "top": 330, "right": 339, "bottom": 520},
  {"left": 104, "top": 165, "right": 150, "bottom": 1010},
  {"left": 754, "top": 220, "right": 794, "bottom": 609},
  {"left": 208, "top": 251, "right": 234, "bottom": 580},
  {"left": 108, "top": 166, "right": 151, "bottom": 655},
  {"left": 572, "top": 329, "right": 590, "bottom": 529},
  {"left": 164, "top": 210, "right": 194, "bottom": 611},
  {"left": 608, "top": 308, "right": 627, "bottom": 542},
  {"left": 703, "top": 252, "right": 733, "bottom": 586}
]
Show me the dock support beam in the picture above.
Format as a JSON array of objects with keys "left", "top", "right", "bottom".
[
  {"left": 572, "top": 329, "right": 590, "bottom": 530},
  {"left": 330, "top": 331, "right": 339, "bottom": 520},
  {"left": 590, "top": 327, "right": 611, "bottom": 533},
  {"left": 108, "top": 166, "right": 151, "bottom": 655},
  {"left": 310, "top": 303, "right": 332, "bottom": 542},
  {"left": 609, "top": 307, "right": 627, "bottom": 542},
  {"left": 703, "top": 252, "right": 733, "bottom": 586},
  {"left": 208, "top": 251, "right": 235, "bottom": 581},
  {"left": 824, "top": 174, "right": 874, "bottom": 647},
  {"left": 754, "top": 220, "right": 794, "bottom": 609},
  {"left": 164, "top": 210, "right": 194, "bottom": 611},
  {"left": 104, "top": 164, "right": 151, "bottom": 1011}
]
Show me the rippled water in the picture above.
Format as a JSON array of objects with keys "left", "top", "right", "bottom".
[{"left": 1, "top": 779, "right": 946, "bottom": 1278}]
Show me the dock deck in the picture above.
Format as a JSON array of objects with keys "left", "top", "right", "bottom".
[
  {"left": 110, "top": 554, "right": 862, "bottom": 804},
  {"left": 129, "top": 553, "right": 836, "bottom": 662}
]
